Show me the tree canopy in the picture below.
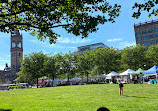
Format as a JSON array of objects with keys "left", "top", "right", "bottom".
[
  {"left": 0, "top": 0, "right": 121, "bottom": 43},
  {"left": 1, "top": 0, "right": 157, "bottom": 43},
  {"left": 17, "top": 52, "right": 46, "bottom": 88},
  {"left": 17, "top": 44, "right": 158, "bottom": 85}
]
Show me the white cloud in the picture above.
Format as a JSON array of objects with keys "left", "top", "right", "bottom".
[
  {"left": 0, "top": 57, "right": 10, "bottom": 70},
  {"left": 0, "top": 65, "right": 5, "bottom": 70},
  {"left": 29, "top": 39, "right": 76, "bottom": 49},
  {"left": 107, "top": 38, "right": 122, "bottom": 42},
  {"left": 57, "top": 37, "right": 93, "bottom": 44},
  {"left": 116, "top": 41, "right": 136, "bottom": 49}
]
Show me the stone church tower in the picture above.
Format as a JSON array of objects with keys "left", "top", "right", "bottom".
[{"left": 10, "top": 32, "right": 23, "bottom": 80}]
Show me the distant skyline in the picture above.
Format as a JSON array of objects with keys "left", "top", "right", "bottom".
[{"left": 0, "top": 0, "right": 157, "bottom": 70}]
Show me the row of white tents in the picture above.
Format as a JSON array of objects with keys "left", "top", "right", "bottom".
[{"left": 47, "top": 65, "right": 158, "bottom": 86}]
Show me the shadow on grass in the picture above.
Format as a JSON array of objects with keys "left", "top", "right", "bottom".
[
  {"left": 0, "top": 109, "right": 12, "bottom": 111},
  {"left": 124, "top": 95, "right": 149, "bottom": 98}
]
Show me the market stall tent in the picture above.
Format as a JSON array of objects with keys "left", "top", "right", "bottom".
[
  {"left": 143, "top": 65, "right": 158, "bottom": 84},
  {"left": 120, "top": 69, "right": 135, "bottom": 76},
  {"left": 106, "top": 71, "right": 120, "bottom": 79},
  {"left": 143, "top": 65, "right": 158, "bottom": 75},
  {"left": 70, "top": 77, "right": 81, "bottom": 82},
  {"left": 120, "top": 69, "right": 135, "bottom": 82},
  {"left": 130, "top": 68, "right": 146, "bottom": 75}
]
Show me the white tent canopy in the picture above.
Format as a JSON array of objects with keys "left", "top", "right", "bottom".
[
  {"left": 100, "top": 74, "right": 106, "bottom": 78},
  {"left": 106, "top": 71, "right": 120, "bottom": 77},
  {"left": 70, "top": 77, "right": 81, "bottom": 82},
  {"left": 53, "top": 78, "right": 61, "bottom": 86},
  {"left": 120, "top": 69, "right": 135, "bottom": 76},
  {"left": 61, "top": 78, "right": 68, "bottom": 82}
]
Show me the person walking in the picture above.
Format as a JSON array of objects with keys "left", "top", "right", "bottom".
[{"left": 119, "top": 80, "right": 124, "bottom": 97}]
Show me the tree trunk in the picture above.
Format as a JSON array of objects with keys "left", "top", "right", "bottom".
[
  {"left": 51, "top": 75, "right": 55, "bottom": 87},
  {"left": 87, "top": 73, "right": 88, "bottom": 83},
  {"left": 37, "top": 78, "right": 38, "bottom": 88},
  {"left": 68, "top": 75, "right": 69, "bottom": 85},
  {"left": 82, "top": 75, "right": 83, "bottom": 83}
]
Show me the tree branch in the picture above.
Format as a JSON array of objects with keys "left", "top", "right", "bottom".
[
  {"left": 0, "top": 1, "right": 55, "bottom": 17},
  {"left": 0, "top": 22, "right": 72, "bottom": 30}
]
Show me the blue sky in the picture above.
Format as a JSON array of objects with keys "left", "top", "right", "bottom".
[{"left": 0, "top": 0, "right": 157, "bottom": 70}]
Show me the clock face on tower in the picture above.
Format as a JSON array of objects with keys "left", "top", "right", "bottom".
[
  {"left": 18, "top": 42, "right": 21, "bottom": 48},
  {"left": 12, "top": 42, "right": 16, "bottom": 48}
]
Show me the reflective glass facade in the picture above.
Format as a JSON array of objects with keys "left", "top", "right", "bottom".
[
  {"left": 148, "top": 29, "right": 153, "bottom": 33},
  {"left": 149, "top": 35, "right": 154, "bottom": 39},
  {"left": 76, "top": 43, "right": 108, "bottom": 54},
  {"left": 150, "top": 40, "right": 154, "bottom": 44},
  {"left": 143, "top": 36, "right": 148, "bottom": 40},
  {"left": 136, "top": 32, "right": 141, "bottom": 35},
  {"left": 144, "top": 41, "right": 148, "bottom": 45},
  {"left": 156, "top": 39, "right": 158, "bottom": 44},
  {"left": 137, "top": 37, "right": 141, "bottom": 41},
  {"left": 138, "top": 42, "right": 142, "bottom": 45},
  {"left": 155, "top": 28, "right": 158, "bottom": 32},
  {"left": 90, "top": 44, "right": 104, "bottom": 50},
  {"left": 142, "top": 30, "right": 147, "bottom": 34}
]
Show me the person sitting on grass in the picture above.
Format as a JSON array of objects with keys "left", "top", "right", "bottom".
[{"left": 119, "top": 80, "right": 124, "bottom": 97}]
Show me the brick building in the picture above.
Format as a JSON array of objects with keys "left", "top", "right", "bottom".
[{"left": 134, "top": 20, "right": 158, "bottom": 49}]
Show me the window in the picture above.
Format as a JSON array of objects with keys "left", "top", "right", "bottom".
[
  {"left": 148, "top": 29, "right": 153, "bottom": 33},
  {"left": 156, "top": 39, "right": 158, "bottom": 44},
  {"left": 155, "top": 34, "right": 158, "bottom": 38},
  {"left": 142, "top": 30, "right": 147, "bottom": 34},
  {"left": 136, "top": 31, "right": 141, "bottom": 36},
  {"left": 138, "top": 42, "right": 142, "bottom": 45},
  {"left": 144, "top": 41, "right": 148, "bottom": 45},
  {"left": 19, "top": 53, "right": 21, "bottom": 56},
  {"left": 12, "top": 42, "right": 16, "bottom": 48},
  {"left": 149, "top": 35, "right": 154, "bottom": 39},
  {"left": 143, "top": 36, "right": 148, "bottom": 40},
  {"left": 150, "top": 40, "right": 154, "bottom": 44},
  {"left": 18, "top": 42, "right": 21, "bottom": 48},
  {"left": 98, "top": 44, "right": 104, "bottom": 48},
  {"left": 155, "top": 28, "right": 158, "bottom": 32},
  {"left": 137, "top": 37, "right": 141, "bottom": 41}
]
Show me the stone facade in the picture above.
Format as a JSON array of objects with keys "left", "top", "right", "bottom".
[
  {"left": 10, "top": 32, "right": 23, "bottom": 81},
  {"left": 0, "top": 32, "right": 23, "bottom": 83}
]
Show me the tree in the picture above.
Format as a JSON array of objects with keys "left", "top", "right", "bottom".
[
  {"left": 44, "top": 55, "right": 56, "bottom": 86},
  {"left": 53, "top": 53, "right": 64, "bottom": 79},
  {"left": 77, "top": 50, "right": 93, "bottom": 82},
  {"left": 93, "top": 47, "right": 121, "bottom": 74},
  {"left": 146, "top": 44, "right": 158, "bottom": 67},
  {"left": 121, "top": 45, "right": 147, "bottom": 70},
  {"left": 132, "top": 0, "right": 158, "bottom": 19},
  {"left": 1, "top": 1, "right": 157, "bottom": 43},
  {"left": 61, "top": 51, "right": 76, "bottom": 84},
  {"left": 0, "top": 0, "right": 121, "bottom": 43},
  {"left": 17, "top": 52, "right": 46, "bottom": 88}
]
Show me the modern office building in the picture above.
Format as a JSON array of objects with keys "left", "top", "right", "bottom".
[
  {"left": 74, "top": 42, "right": 108, "bottom": 54},
  {"left": 134, "top": 20, "right": 158, "bottom": 49}
]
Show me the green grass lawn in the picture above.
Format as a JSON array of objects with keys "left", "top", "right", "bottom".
[{"left": 0, "top": 84, "right": 158, "bottom": 111}]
